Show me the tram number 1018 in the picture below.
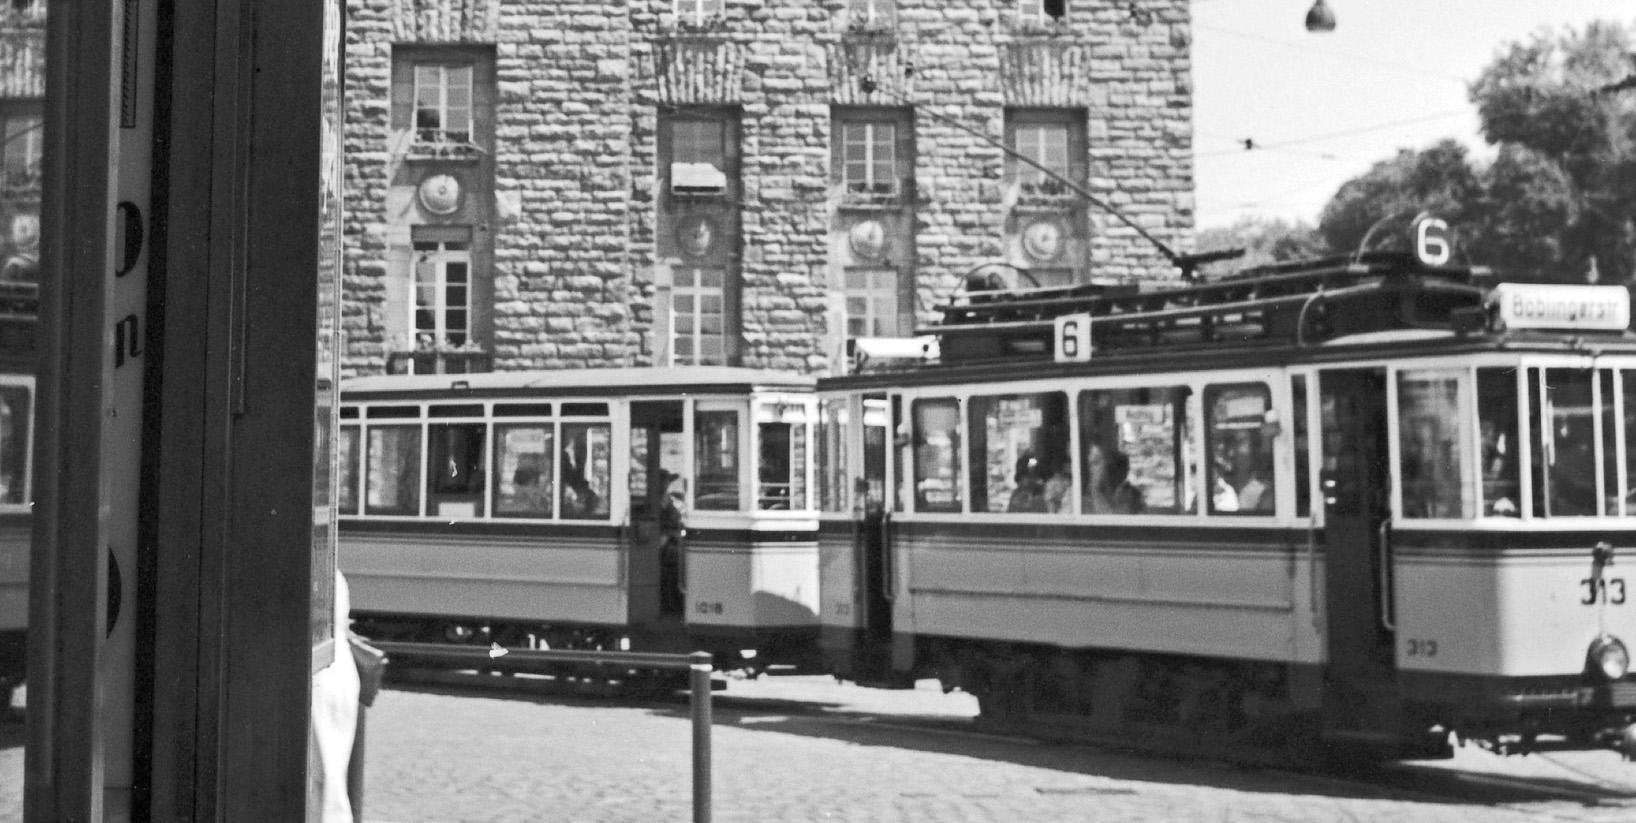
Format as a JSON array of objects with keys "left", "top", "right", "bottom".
[{"left": 1581, "top": 577, "right": 1628, "bottom": 605}]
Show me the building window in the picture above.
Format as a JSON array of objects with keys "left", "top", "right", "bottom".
[
  {"left": 1006, "top": 109, "right": 1083, "bottom": 196},
  {"left": 1019, "top": 0, "right": 1066, "bottom": 23},
  {"left": 840, "top": 121, "right": 896, "bottom": 196},
  {"left": 1, "top": 110, "right": 40, "bottom": 188},
  {"left": 847, "top": 0, "right": 896, "bottom": 29},
  {"left": 675, "top": 0, "right": 723, "bottom": 25},
  {"left": 413, "top": 63, "right": 473, "bottom": 146},
  {"left": 843, "top": 268, "right": 897, "bottom": 339},
  {"left": 672, "top": 267, "right": 726, "bottom": 366},
  {"left": 412, "top": 226, "right": 472, "bottom": 348}
]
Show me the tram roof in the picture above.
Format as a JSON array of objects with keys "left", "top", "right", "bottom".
[
  {"left": 342, "top": 366, "right": 814, "bottom": 400},
  {"left": 824, "top": 252, "right": 1636, "bottom": 388}
]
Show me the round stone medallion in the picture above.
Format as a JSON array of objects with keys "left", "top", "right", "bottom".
[
  {"left": 677, "top": 215, "right": 717, "bottom": 258},
  {"left": 1021, "top": 217, "right": 1065, "bottom": 263},
  {"left": 848, "top": 219, "right": 886, "bottom": 261},
  {"left": 417, "top": 173, "right": 462, "bottom": 215}
]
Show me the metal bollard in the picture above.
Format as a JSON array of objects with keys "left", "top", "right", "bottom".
[{"left": 690, "top": 651, "right": 712, "bottom": 823}]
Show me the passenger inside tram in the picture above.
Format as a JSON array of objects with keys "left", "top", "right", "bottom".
[
  {"left": 1006, "top": 453, "right": 1048, "bottom": 513},
  {"left": 1224, "top": 432, "right": 1273, "bottom": 513},
  {"left": 1083, "top": 442, "right": 1144, "bottom": 514},
  {"left": 1043, "top": 458, "right": 1072, "bottom": 513}
]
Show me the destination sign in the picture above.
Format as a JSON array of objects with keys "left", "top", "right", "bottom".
[{"left": 1491, "top": 283, "right": 1630, "bottom": 332}]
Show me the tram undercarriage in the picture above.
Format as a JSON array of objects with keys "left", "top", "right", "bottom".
[{"left": 857, "top": 635, "right": 1636, "bottom": 764}]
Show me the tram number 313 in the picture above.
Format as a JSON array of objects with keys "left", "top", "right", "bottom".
[{"left": 1581, "top": 577, "right": 1628, "bottom": 605}]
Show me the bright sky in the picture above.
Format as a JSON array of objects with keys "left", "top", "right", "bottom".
[{"left": 1191, "top": 0, "right": 1636, "bottom": 230}]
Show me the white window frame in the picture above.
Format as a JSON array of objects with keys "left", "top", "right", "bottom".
[
  {"left": 1011, "top": 121, "right": 1070, "bottom": 188},
  {"left": 412, "top": 63, "right": 473, "bottom": 145},
  {"left": 671, "top": 267, "right": 727, "bottom": 366},
  {"left": 411, "top": 234, "right": 472, "bottom": 348},
  {"left": 840, "top": 120, "right": 897, "bottom": 195},
  {"left": 675, "top": 0, "right": 724, "bottom": 25},
  {"left": 842, "top": 267, "right": 898, "bottom": 339}
]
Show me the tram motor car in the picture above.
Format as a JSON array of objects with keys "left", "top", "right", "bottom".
[{"left": 816, "top": 223, "right": 1636, "bottom": 760}]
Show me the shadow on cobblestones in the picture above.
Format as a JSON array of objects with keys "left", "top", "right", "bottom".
[{"left": 375, "top": 678, "right": 1636, "bottom": 811}]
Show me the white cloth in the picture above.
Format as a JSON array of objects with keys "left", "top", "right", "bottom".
[{"left": 310, "top": 570, "right": 360, "bottom": 822}]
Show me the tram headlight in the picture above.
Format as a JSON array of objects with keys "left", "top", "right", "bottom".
[{"left": 1587, "top": 636, "right": 1631, "bottom": 682}]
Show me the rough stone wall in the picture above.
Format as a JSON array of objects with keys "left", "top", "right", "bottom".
[
  {"left": 342, "top": 0, "right": 1194, "bottom": 376},
  {"left": 341, "top": 0, "right": 395, "bottom": 376},
  {"left": 490, "top": 0, "right": 637, "bottom": 370}
]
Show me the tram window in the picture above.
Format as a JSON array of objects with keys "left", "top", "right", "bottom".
[
  {"left": 1531, "top": 368, "right": 1604, "bottom": 518},
  {"left": 428, "top": 403, "right": 481, "bottom": 418},
  {"left": 366, "top": 404, "right": 419, "bottom": 419},
  {"left": 495, "top": 403, "right": 551, "bottom": 417},
  {"left": 1624, "top": 372, "right": 1636, "bottom": 516},
  {"left": 494, "top": 424, "right": 553, "bottom": 518},
  {"left": 1601, "top": 370, "right": 1618, "bottom": 516},
  {"left": 1205, "top": 384, "right": 1276, "bottom": 515},
  {"left": 560, "top": 402, "right": 609, "bottom": 417},
  {"left": 1397, "top": 371, "right": 1469, "bottom": 519},
  {"left": 912, "top": 398, "right": 961, "bottom": 513},
  {"left": 338, "top": 425, "right": 359, "bottom": 515},
  {"left": 695, "top": 409, "right": 741, "bottom": 511},
  {"left": 967, "top": 392, "right": 1067, "bottom": 514},
  {"left": 560, "top": 422, "right": 611, "bottom": 519},
  {"left": 1078, "top": 386, "right": 1188, "bottom": 514},
  {"left": 365, "top": 425, "right": 422, "bottom": 516},
  {"left": 1292, "top": 376, "right": 1309, "bottom": 518},
  {"left": 0, "top": 383, "right": 27, "bottom": 505},
  {"left": 757, "top": 419, "right": 807, "bottom": 511},
  {"left": 1477, "top": 368, "right": 1520, "bottom": 517},
  {"left": 818, "top": 398, "right": 849, "bottom": 513},
  {"left": 863, "top": 398, "right": 887, "bottom": 512},
  {"left": 427, "top": 423, "right": 486, "bottom": 517}
]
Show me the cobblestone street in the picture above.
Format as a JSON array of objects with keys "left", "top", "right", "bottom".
[
  {"left": 7, "top": 675, "right": 1636, "bottom": 821},
  {"left": 351, "top": 676, "right": 1636, "bottom": 823}
]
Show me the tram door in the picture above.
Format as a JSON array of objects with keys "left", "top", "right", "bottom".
[
  {"left": 629, "top": 402, "right": 687, "bottom": 624},
  {"left": 858, "top": 396, "right": 891, "bottom": 640},
  {"left": 1318, "top": 368, "right": 1400, "bottom": 742}
]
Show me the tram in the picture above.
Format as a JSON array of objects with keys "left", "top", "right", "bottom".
[
  {"left": 818, "top": 226, "right": 1636, "bottom": 759},
  {"left": 336, "top": 366, "right": 821, "bottom": 670},
  {"left": 0, "top": 280, "right": 34, "bottom": 707}
]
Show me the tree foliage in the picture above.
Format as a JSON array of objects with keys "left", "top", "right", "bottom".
[
  {"left": 1316, "top": 21, "right": 1635, "bottom": 283},
  {"left": 1194, "top": 217, "right": 1328, "bottom": 277}
]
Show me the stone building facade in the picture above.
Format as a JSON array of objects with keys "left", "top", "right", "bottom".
[{"left": 341, "top": 0, "right": 1195, "bottom": 376}]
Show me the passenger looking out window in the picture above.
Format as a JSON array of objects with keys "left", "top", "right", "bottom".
[
  {"left": 966, "top": 392, "right": 1066, "bottom": 514},
  {"left": 1078, "top": 386, "right": 1189, "bottom": 515},
  {"left": 1205, "top": 384, "right": 1277, "bottom": 516},
  {"left": 560, "top": 423, "right": 611, "bottom": 519},
  {"left": 494, "top": 424, "right": 553, "bottom": 518},
  {"left": 1082, "top": 442, "right": 1143, "bottom": 514}
]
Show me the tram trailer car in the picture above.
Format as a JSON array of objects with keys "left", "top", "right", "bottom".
[
  {"left": 817, "top": 246, "right": 1636, "bottom": 760},
  {"left": 0, "top": 282, "right": 36, "bottom": 704},
  {"left": 337, "top": 367, "right": 822, "bottom": 671}
]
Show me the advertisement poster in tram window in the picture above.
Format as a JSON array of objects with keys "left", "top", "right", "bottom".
[
  {"left": 310, "top": 0, "right": 344, "bottom": 669},
  {"left": 1117, "top": 404, "right": 1177, "bottom": 510}
]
